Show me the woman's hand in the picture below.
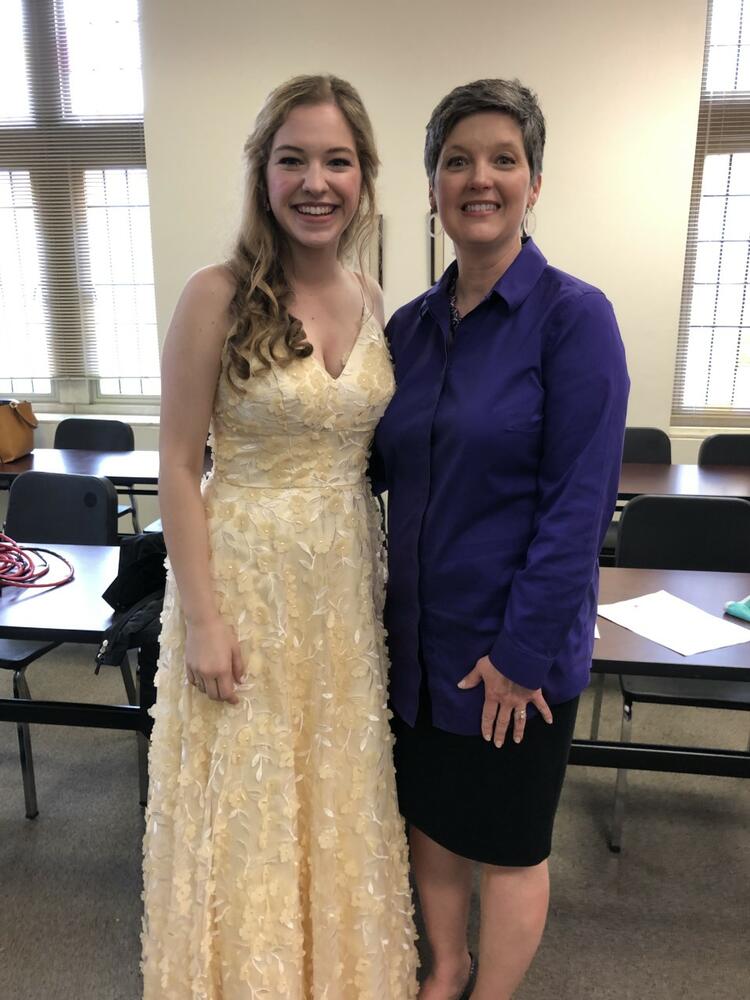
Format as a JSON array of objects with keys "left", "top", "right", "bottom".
[
  {"left": 185, "top": 618, "right": 244, "bottom": 704},
  {"left": 458, "top": 655, "right": 553, "bottom": 746}
]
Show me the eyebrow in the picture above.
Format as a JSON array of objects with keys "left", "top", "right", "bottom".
[
  {"left": 444, "top": 141, "right": 521, "bottom": 154},
  {"left": 273, "top": 144, "right": 355, "bottom": 155}
]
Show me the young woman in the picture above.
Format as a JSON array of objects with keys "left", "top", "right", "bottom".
[{"left": 141, "top": 75, "right": 418, "bottom": 1000}]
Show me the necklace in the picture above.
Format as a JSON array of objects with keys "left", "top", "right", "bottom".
[{"left": 448, "top": 274, "right": 462, "bottom": 332}]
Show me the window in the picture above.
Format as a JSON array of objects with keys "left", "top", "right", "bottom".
[
  {"left": 673, "top": 0, "right": 750, "bottom": 426},
  {"left": 0, "top": 0, "right": 160, "bottom": 402}
]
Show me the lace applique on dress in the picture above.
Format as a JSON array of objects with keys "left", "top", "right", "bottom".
[{"left": 142, "top": 315, "right": 418, "bottom": 999}]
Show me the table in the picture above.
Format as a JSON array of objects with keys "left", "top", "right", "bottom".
[
  {"left": 0, "top": 448, "right": 160, "bottom": 497},
  {"left": 3, "top": 555, "right": 746, "bottom": 797},
  {"left": 569, "top": 566, "right": 750, "bottom": 778},
  {"left": 0, "top": 447, "right": 213, "bottom": 502},
  {"left": 0, "top": 543, "right": 156, "bottom": 803},
  {"left": 619, "top": 463, "right": 750, "bottom": 501}
]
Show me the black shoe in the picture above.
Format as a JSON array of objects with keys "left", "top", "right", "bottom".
[{"left": 457, "top": 952, "right": 478, "bottom": 1000}]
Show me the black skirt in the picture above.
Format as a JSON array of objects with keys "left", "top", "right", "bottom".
[{"left": 391, "top": 687, "right": 579, "bottom": 867}]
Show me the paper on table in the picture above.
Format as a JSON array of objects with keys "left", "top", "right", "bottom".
[{"left": 597, "top": 590, "right": 750, "bottom": 656}]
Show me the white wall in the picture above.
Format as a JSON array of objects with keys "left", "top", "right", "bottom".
[{"left": 140, "top": 0, "right": 708, "bottom": 436}]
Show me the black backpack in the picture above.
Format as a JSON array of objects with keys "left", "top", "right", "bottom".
[{"left": 95, "top": 532, "right": 167, "bottom": 669}]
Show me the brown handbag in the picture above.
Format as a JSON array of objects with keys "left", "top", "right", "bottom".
[{"left": 0, "top": 399, "right": 38, "bottom": 463}]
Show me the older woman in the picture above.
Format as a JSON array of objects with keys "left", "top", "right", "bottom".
[{"left": 373, "top": 79, "right": 629, "bottom": 999}]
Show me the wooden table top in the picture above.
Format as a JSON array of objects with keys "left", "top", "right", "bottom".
[
  {"left": 3, "top": 549, "right": 749, "bottom": 683},
  {"left": 596, "top": 566, "right": 750, "bottom": 680},
  {"left": 0, "top": 544, "right": 119, "bottom": 643},
  {"left": 0, "top": 448, "right": 160, "bottom": 485},
  {"left": 619, "top": 463, "right": 750, "bottom": 500},
  {"left": 0, "top": 448, "right": 214, "bottom": 488}
]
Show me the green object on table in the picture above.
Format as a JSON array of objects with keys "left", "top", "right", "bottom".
[{"left": 724, "top": 595, "right": 750, "bottom": 623}]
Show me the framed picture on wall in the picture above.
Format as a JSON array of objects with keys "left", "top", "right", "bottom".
[
  {"left": 367, "top": 214, "right": 384, "bottom": 288},
  {"left": 429, "top": 213, "right": 456, "bottom": 284}
]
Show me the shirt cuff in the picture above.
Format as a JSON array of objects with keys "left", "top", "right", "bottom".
[{"left": 489, "top": 632, "right": 553, "bottom": 691}]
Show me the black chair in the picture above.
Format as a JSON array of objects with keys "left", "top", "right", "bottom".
[
  {"left": 1, "top": 470, "right": 134, "bottom": 818},
  {"left": 622, "top": 427, "right": 672, "bottom": 464},
  {"left": 698, "top": 433, "right": 750, "bottom": 466},
  {"left": 604, "top": 494, "right": 750, "bottom": 851},
  {"left": 54, "top": 418, "right": 140, "bottom": 532},
  {"left": 600, "top": 427, "right": 672, "bottom": 567}
]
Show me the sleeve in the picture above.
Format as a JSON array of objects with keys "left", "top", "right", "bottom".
[{"left": 489, "top": 290, "right": 630, "bottom": 690}]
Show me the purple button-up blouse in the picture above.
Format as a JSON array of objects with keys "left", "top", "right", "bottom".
[{"left": 373, "top": 238, "right": 630, "bottom": 735}]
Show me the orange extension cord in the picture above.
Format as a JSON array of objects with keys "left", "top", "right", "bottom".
[{"left": 0, "top": 533, "right": 75, "bottom": 590}]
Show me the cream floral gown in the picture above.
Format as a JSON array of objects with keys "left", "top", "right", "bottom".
[{"left": 141, "top": 312, "right": 418, "bottom": 999}]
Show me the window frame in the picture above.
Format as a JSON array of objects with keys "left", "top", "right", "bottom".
[
  {"left": 671, "top": 1, "right": 750, "bottom": 427},
  {"left": 0, "top": 0, "right": 159, "bottom": 409}
]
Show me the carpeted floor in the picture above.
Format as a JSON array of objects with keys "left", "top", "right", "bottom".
[{"left": 0, "top": 647, "right": 747, "bottom": 1000}]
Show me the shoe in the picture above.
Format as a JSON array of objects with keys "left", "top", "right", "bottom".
[{"left": 457, "top": 952, "right": 478, "bottom": 1000}]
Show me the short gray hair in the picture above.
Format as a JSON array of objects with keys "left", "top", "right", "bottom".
[{"left": 424, "top": 78, "right": 545, "bottom": 185}]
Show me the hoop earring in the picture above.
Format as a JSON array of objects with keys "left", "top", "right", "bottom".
[
  {"left": 523, "top": 204, "right": 537, "bottom": 237},
  {"left": 428, "top": 211, "right": 443, "bottom": 238}
]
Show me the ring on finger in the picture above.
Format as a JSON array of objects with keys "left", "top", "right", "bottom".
[{"left": 517, "top": 709, "right": 527, "bottom": 720}]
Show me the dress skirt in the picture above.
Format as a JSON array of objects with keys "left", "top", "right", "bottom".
[{"left": 391, "top": 685, "right": 579, "bottom": 867}]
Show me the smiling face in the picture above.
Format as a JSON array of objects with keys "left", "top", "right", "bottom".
[
  {"left": 431, "top": 111, "right": 541, "bottom": 258},
  {"left": 266, "top": 102, "right": 363, "bottom": 255}
]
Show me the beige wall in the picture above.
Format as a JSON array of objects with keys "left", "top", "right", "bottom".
[{"left": 140, "top": 0, "right": 708, "bottom": 437}]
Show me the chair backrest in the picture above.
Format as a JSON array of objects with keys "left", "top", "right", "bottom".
[
  {"left": 616, "top": 494, "right": 750, "bottom": 572},
  {"left": 53, "top": 418, "right": 134, "bottom": 452},
  {"left": 698, "top": 433, "right": 750, "bottom": 467},
  {"left": 622, "top": 427, "right": 671, "bottom": 464},
  {"left": 4, "top": 471, "right": 119, "bottom": 545}
]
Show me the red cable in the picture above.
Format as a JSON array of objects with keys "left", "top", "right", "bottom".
[{"left": 0, "top": 533, "right": 75, "bottom": 589}]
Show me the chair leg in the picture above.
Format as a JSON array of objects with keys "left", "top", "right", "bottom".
[
  {"left": 608, "top": 699, "right": 633, "bottom": 853},
  {"left": 129, "top": 490, "right": 141, "bottom": 534},
  {"left": 589, "top": 672, "right": 605, "bottom": 740},
  {"left": 120, "top": 652, "right": 137, "bottom": 705},
  {"left": 13, "top": 671, "right": 39, "bottom": 820}
]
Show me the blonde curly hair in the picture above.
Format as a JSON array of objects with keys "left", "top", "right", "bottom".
[{"left": 224, "top": 75, "right": 379, "bottom": 386}]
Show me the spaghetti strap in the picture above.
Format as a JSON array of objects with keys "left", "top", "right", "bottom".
[{"left": 352, "top": 269, "right": 373, "bottom": 322}]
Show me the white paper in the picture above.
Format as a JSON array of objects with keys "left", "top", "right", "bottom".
[{"left": 597, "top": 590, "right": 750, "bottom": 656}]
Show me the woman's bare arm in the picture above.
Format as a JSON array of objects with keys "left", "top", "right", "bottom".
[{"left": 159, "top": 264, "right": 243, "bottom": 702}]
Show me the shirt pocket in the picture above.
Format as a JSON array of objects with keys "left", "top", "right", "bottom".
[{"left": 502, "top": 414, "right": 543, "bottom": 433}]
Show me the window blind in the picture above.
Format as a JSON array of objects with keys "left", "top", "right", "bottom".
[
  {"left": 0, "top": 0, "right": 159, "bottom": 394},
  {"left": 672, "top": 0, "right": 750, "bottom": 426}
]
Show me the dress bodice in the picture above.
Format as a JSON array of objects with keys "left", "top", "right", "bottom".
[{"left": 210, "top": 315, "right": 394, "bottom": 490}]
